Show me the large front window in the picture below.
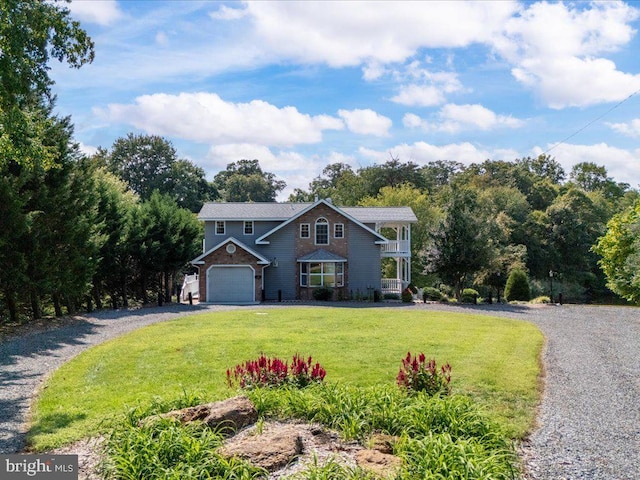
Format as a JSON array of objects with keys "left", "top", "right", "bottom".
[
  {"left": 315, "top": 217, "right": 329, "bottom": 245},
  {"left": 300, "top": 262, "right": 344, "bottom": 287}
]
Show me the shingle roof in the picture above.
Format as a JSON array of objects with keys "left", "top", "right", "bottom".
[
  {"left": 198, "top": 202, "right": 310, "bottom": 220},
  {"left": 198, "top": 202, "right": 417, "bottom": 223},
  {"left": 342, "top": 206, "right": 418, "bottom": 223}
]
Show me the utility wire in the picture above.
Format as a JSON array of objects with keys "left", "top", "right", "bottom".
[{"left": 543, "top": 87, "right": 640, "bottom": 155}]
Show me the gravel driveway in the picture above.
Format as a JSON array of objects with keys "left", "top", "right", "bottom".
[{"left": 1, "top": 302, "right": 639, "bottom": 479}]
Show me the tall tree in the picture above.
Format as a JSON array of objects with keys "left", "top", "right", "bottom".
[
  {"left": 213, "top": 159, "right": 285, "bottom": 202},
  {"left": 427, "top": 186, "right": 494, "bottom": 299},
  {"left": 594, "top": 200, "right": 640, "bottom": 304}
]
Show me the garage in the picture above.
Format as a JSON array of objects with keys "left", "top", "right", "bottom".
[{"left": 207, "top": 265, "right": 255, "bottom": 303}]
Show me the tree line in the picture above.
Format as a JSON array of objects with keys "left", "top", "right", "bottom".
[{"left": 290, "top": 156, "right": 639, "bottom": 303}]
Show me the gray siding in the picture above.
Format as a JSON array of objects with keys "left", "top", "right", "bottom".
[
  {"left": 259, "top": 223, "right": 297, "bottom": 301},
  {"left": 347, "top": 227, "right": 382, "bottom": 294},
  {"left": 204, "top": 220, "right": 281, "bottom": 251}
]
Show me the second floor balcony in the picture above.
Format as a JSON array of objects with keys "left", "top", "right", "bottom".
[{"left": 381, "top": 239, "right": 411, "bottom": 256}]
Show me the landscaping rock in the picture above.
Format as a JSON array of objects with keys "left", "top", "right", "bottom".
[
  {"left": 151, "top": 395, "right": 258, "bottom": 435},
  {"left": 221, "top": 423, "right": 305, "bottom": 471},
  {"left": 355, "top": 449, "right": 402, "bottom": 478}
]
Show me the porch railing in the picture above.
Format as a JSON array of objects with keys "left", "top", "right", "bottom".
[
  {"left": 381, "top": 278, "right": 403, "bottom": 295},
  {"left": 381, "top": 240, "right": 410, "bottom": 254}
]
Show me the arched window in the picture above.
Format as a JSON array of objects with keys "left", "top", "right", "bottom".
[{"left": 315, "top": 217, "right": 329, "bottom": 245}]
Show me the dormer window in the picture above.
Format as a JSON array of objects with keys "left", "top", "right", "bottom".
[{"left": 315, "top": 217, "right": 329, "bottom": 245}]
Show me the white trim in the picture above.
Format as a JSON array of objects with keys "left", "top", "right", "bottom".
[
  {"left": 191, "top": 236, "right": 270, "bottom": 265},
  {"left": 314, "top": 217, "right": 329, "bottom": 245},
  {"left": 334, "top": 223, "right": 344, "bottom": 239},
  {"left": 255, "top": 199, "right": 388, "bottom": 245},
  {"left": 243, "top": 220, "right": 254, "bottom": 235},
  {"left": 215, "top": 220, "right": 225, "bottom": 235},
  {"left": 299, "top": 223, "right": 310, "bottom": 238}
]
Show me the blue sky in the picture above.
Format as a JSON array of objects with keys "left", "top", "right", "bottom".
[{"left": 53, "top": 0, "right": 640, "bottom": 199}]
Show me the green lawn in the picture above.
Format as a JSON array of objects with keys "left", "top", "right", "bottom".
[{"left": 29, "top": 307, "right": 543, "bottom": 450}]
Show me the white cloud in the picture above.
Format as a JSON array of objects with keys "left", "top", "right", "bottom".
[
  {"left": 155, "top": 31, "right": 169, "bottom": 47},
  {"left": 77, "top": 142, "right": 98, "bottom": 157},
  {"left": 532, "top": 143, "right": 640, "bottom": 188},
  {"left": 358, "top": 142, "right": 518, "bottom": 166},
  {"left": 495, "top": 1, "right": 640, "bottom": 108},
  {"left": 99, "top": 92, "right": 344, "bottom": 148},
  {"left": 209, "top": 5, "right": 248, "bottom": 21},
  {"left": 607, "top": 119, "right": 640, "bottom": 137},
  {"left": 404, "top": 104, "right": 524, "bottom": 133},
  {"left": 337, "top": 109, "right": 392, "bottom": 136},
  {"left": 69, "top": 0, "right": 123, "bottom": 26},
  {"left": 391, "top": 84, "right": 446, "bottom": 107},
  {"left": 246, "top": 1, "right": 518, "bottom": 67}
]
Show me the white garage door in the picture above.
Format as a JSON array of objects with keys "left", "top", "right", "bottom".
[{"left": 208, "top": 266, "right": 254, "bottom": 303}]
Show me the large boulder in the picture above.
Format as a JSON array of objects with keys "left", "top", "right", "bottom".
[
  {"left": 220, "top": 423, "right": 305, "bottom": 472},
  {"left": 147, "top": 396, "right": 257, "bottom": 435}
]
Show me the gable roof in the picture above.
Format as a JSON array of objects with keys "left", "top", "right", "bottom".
[
  {"left": 255, "top": 199, "right": 388, "bottom": 245},
  {"left": 197, "top": 202, "right": 418, "bottom": 224},
  {"left": 191, "top": 237, "right": 270, "bottom": 265},
  {"left": 297, "top": 249, "right": 347, "bottom": 263}
]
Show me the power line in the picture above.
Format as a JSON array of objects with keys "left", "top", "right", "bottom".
[{"left": 543, "top": 88, "right": 640, "bottom": 155}]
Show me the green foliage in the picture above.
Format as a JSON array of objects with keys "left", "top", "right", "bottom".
[
  {"left": 226, "top": 354, "right": 326, "bottom": 389},
  {"left": 396, "top": 352, "right": 452, "bottom": 396},
  {"left": 28, "top": 308, "right": 543, "bottom": 449},
  {"left": 428, "top": 186, "right": 494, "bottom": 300},
  {"left": 213, "top": 159, "right": 285, "bottom": 202},
  {"left": 461, "top": 288, "right": 479, "bottom": 304},
  {"left": 504, "top": 269, "right": 530, "bottom": 302},
  {"left": 401, "top": 289, "right": 414, "bottom": 303},
  {"left": 422, "top": 287, "right": 444, "bottom": 302},
  {"left": 104, "top": 395, "right": 265, "bottom": 479},
  {"left": 594, "top": 201, "right": 640, "bottom": 304},
  {"left": 249, "top": 384, "right": 518, "bottom": 479},
  {"left": 98, "top": 133, "right": 217, "bottom": 212},
  {"left": 312, "top": 287, "right": 333, "bottom": 301}
]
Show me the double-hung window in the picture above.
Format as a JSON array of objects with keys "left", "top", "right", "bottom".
[
  {"left": 334, "top": 223, "right": 344, "bottom": 239},
  {"left": 315, "top": 218, "right": 329, "bottom": 245},
  {"left": 300, "top": 262, "right": 344, "bottom": 287},
  {"left": 243, "top": 221, "right": 254, "bottom": 235},
  {"left": 215, "top": 221, "right": 225, "bottom": 235},
  {"left": 300, "top": 223, "right": 310, "bottom": 239}
]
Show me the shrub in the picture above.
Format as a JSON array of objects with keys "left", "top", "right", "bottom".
[
  {"left": 226, "top": 353, "right": 326, "bottom": 389},
  {"left": 422, "top": 287, "right": 443, "bottom": 302},
  {"left": 401, "top": 288, "right": 414, "bottom": 303},
  {"left": 312, "top": 287, "right": 333, "bottom": 301},
  {"left": 384, "top": 293, "right": 400, "bottom": 300},
  {"left": 530, "top": 295, "right": 550, "bottom": 304},
  {"left": 396, "top": 352, "right": 452, "bottom": 396},
  {"left": 504, "top": 269, "right": 531, "bottom": 302},
  {"left": 460, "top": 288, "right": 479, "bottom": 304}
]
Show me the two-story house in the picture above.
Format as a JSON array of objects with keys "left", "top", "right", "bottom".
[{"left": 190, "top": 198, "right": 417, "bottom": 303}]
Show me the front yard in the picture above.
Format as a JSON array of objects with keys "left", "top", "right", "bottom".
[{"left": 29, "top": 307, "right": 543, "bottom": 452}]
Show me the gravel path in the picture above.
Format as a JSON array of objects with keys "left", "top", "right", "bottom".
[{"left": 1, "top": 302, "right": 639, "bottom": 479}]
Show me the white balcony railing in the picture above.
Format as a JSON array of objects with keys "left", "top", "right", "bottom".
[
  {"left": 381, "top": 240, "right": 410, "bottom": 254},
  {"left": 381, "top": 278, "right": 403, "bottom": 294}
]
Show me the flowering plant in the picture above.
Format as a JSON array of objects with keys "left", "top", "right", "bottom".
[
  {"left": 226, "top": 353, "right": 326, "bottom": 389},
  {"left": 396, "top": 352, "right": 452, "bottom": 396}
]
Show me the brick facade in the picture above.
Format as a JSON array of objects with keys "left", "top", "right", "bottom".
[
  {"left": 294, "top": 203, "right": 349, "bottom": 300},
  {"left": 197, "top": 241, "right": 265, "bottom": 303}
]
